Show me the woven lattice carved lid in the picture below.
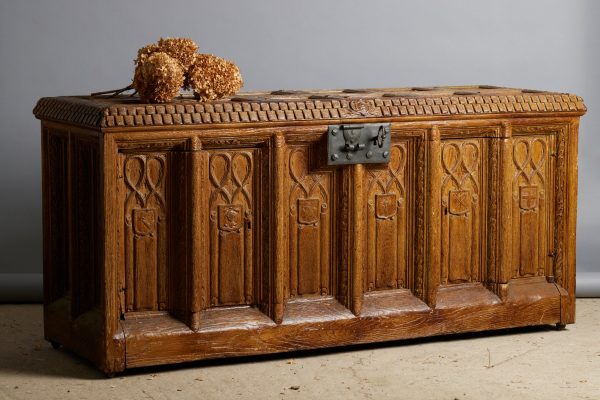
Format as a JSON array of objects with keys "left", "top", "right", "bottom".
[{"left": 33, "top": 85, "right": 586, "bottom": 129}]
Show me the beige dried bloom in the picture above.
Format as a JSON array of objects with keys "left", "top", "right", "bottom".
[
  {"left": 156, "top": 37, "right": 199, "bottom": 69},
  {"left": 132, "top": 52, "right": 184, "bottom": 103},
  {"left": 134, "top": 38, "right": 198, "bottom": 69},
  {"left": 130, "top": 38, "right": 242, "bottom": 103},
  {"left": 135, "top": 44, "right": 161, "bottom": 66},
  {"left": 188, "top": 54, "right": 244, "bottom": 101}
]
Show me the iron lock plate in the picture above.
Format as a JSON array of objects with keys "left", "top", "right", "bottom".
[{"left": 327, "top": 123, "right": 391, "bottom": 166}]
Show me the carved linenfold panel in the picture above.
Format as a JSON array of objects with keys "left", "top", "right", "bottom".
[
  {"left": 441, "top": 139, "right": 485, "bottom": 284},
  {"left": 288, "top": 147, "right": 332, "bottom": 297},
  {"left": 511, "top": 135, "right": 554, "bottom": 278},
  {"left": 209, "top": 150, "right": 255, "bottom": 306},
  {"left": 366, "top": 143, "right": 410, "bottom": 291},
  {"left": 121, "top": 154, "right": 167, "bottom": 312}
]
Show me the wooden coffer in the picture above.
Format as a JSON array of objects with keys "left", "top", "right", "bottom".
[{"left": 34, "top": 86, "right": 586, "bottom": 375}]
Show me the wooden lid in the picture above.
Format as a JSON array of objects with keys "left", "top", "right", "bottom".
[{"left": 33, "top": 86, "right": 586, "bottom": 129}]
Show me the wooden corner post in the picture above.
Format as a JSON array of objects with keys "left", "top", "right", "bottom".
[
  {"left": 101, "top": 133, "right": 125, "bottom": 375},
  {"left": 564, "top": 120, "right": 579, "bottom": 323}
]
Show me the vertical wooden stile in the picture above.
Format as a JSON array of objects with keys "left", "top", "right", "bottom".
[
  {"left": 564, "top": 120, "right": 579, "bottom": 323},
  {"left": 101, "top": 133, "right": 125, "bottom": 374},
  {"left": 350, "top": 164, "right": 365, "bottom": 315},
  {"left": 188, "top": 137, "right": 208, "bottom": 330},
  {"left": 497, "top": 122, "right": 514, "bottom": 291},
  {"left": 425, "top": 127, "right": 442, "bottom": 307},
  {"left": 272, "top": 133, "right": 287, "bottom": 323}
]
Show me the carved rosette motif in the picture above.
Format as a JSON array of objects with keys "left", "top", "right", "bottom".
[
  {"left": 122, "top": 154, "right": 167, "bottom": 312},
  {"left": 440, "top": 139, "right": 483, "bottom": 284},
  {"left": 365, "top": 144, "right": 409, "bottom": 291},
  {"left": 349, "top": 98, "right": 377, "bottom": 117},
  {"left": 208, "top": 151, "right": 254, "bottom": 306},
  {"left": 288, "top": 147, "right": 331, "bottom": 297}
]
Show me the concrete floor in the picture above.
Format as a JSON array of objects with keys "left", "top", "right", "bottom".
[{"left": 0, "top": 301, "right": 599, "bottom": 400}]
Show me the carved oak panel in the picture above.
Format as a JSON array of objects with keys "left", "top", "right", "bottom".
[
  {"left": 288, "top": 147, "right": 333, "bottom": 297},
  {"left": 440, "top": 139, "right": 486, "bottom": 284},
  {"left": 365, "top": 143, "right": 411, "bottom": 291},
  {"left": 511, "top": 134, "right": 555, "bottom": 278},
  {"left": 208, "top": 150, "right": 256, "bottom": 306},
  {"left": 119, "top": 153, "right": 168, "bottom": 312}
]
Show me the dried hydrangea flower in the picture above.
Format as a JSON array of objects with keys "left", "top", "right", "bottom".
[
  {"left": 129, "top": 38, "right": 241, "bottom": 103},
  {"left": 188, "top": 54, "right": 244, "bottom": 101},
  {"left": 135, "top": 43, "right": 161, "bottom": 66},
  {"left": 134, "top": 38, "right": 198, "bottom": 70},
  {"left": 156, "top": 37, "right": 199, "bottom": 70},
  {"left": 132, "top": 52, "right": 184, "bottom": 103}
]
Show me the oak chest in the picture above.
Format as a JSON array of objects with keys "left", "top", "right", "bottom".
[{"left": 33, "top": 86, "right": 586, "bottom": 375}]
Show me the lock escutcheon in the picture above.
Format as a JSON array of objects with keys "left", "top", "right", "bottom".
[{"left": 327, "top": 123, "right": 391, "bottom": 166}]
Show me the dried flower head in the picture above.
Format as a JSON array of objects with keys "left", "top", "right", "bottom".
[
  {"left": 188, "top": 54, "right": 244, "bottom": 101},
  {"left": 156, "top": 37, "right": 199, "bottom": 69},
  {"left": 132, "top": 52, "right": 184, "bottom": 103},
  {"left": 135, "top": 43, "right": 161, "bottom": 66},
  {"left": 134, "top": 38, "right": 199, "bottom": 69},
  {"left": 129, "top": 38, "right": 242, "bottom": 103}
]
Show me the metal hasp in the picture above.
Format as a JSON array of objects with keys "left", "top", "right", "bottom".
[{"left": 327, "top": 123, "right": 391, "bottom": 165}]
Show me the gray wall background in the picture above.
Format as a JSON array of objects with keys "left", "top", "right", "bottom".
[{"left": 1, "top": 0, "right": 598, "bottom": 299}]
